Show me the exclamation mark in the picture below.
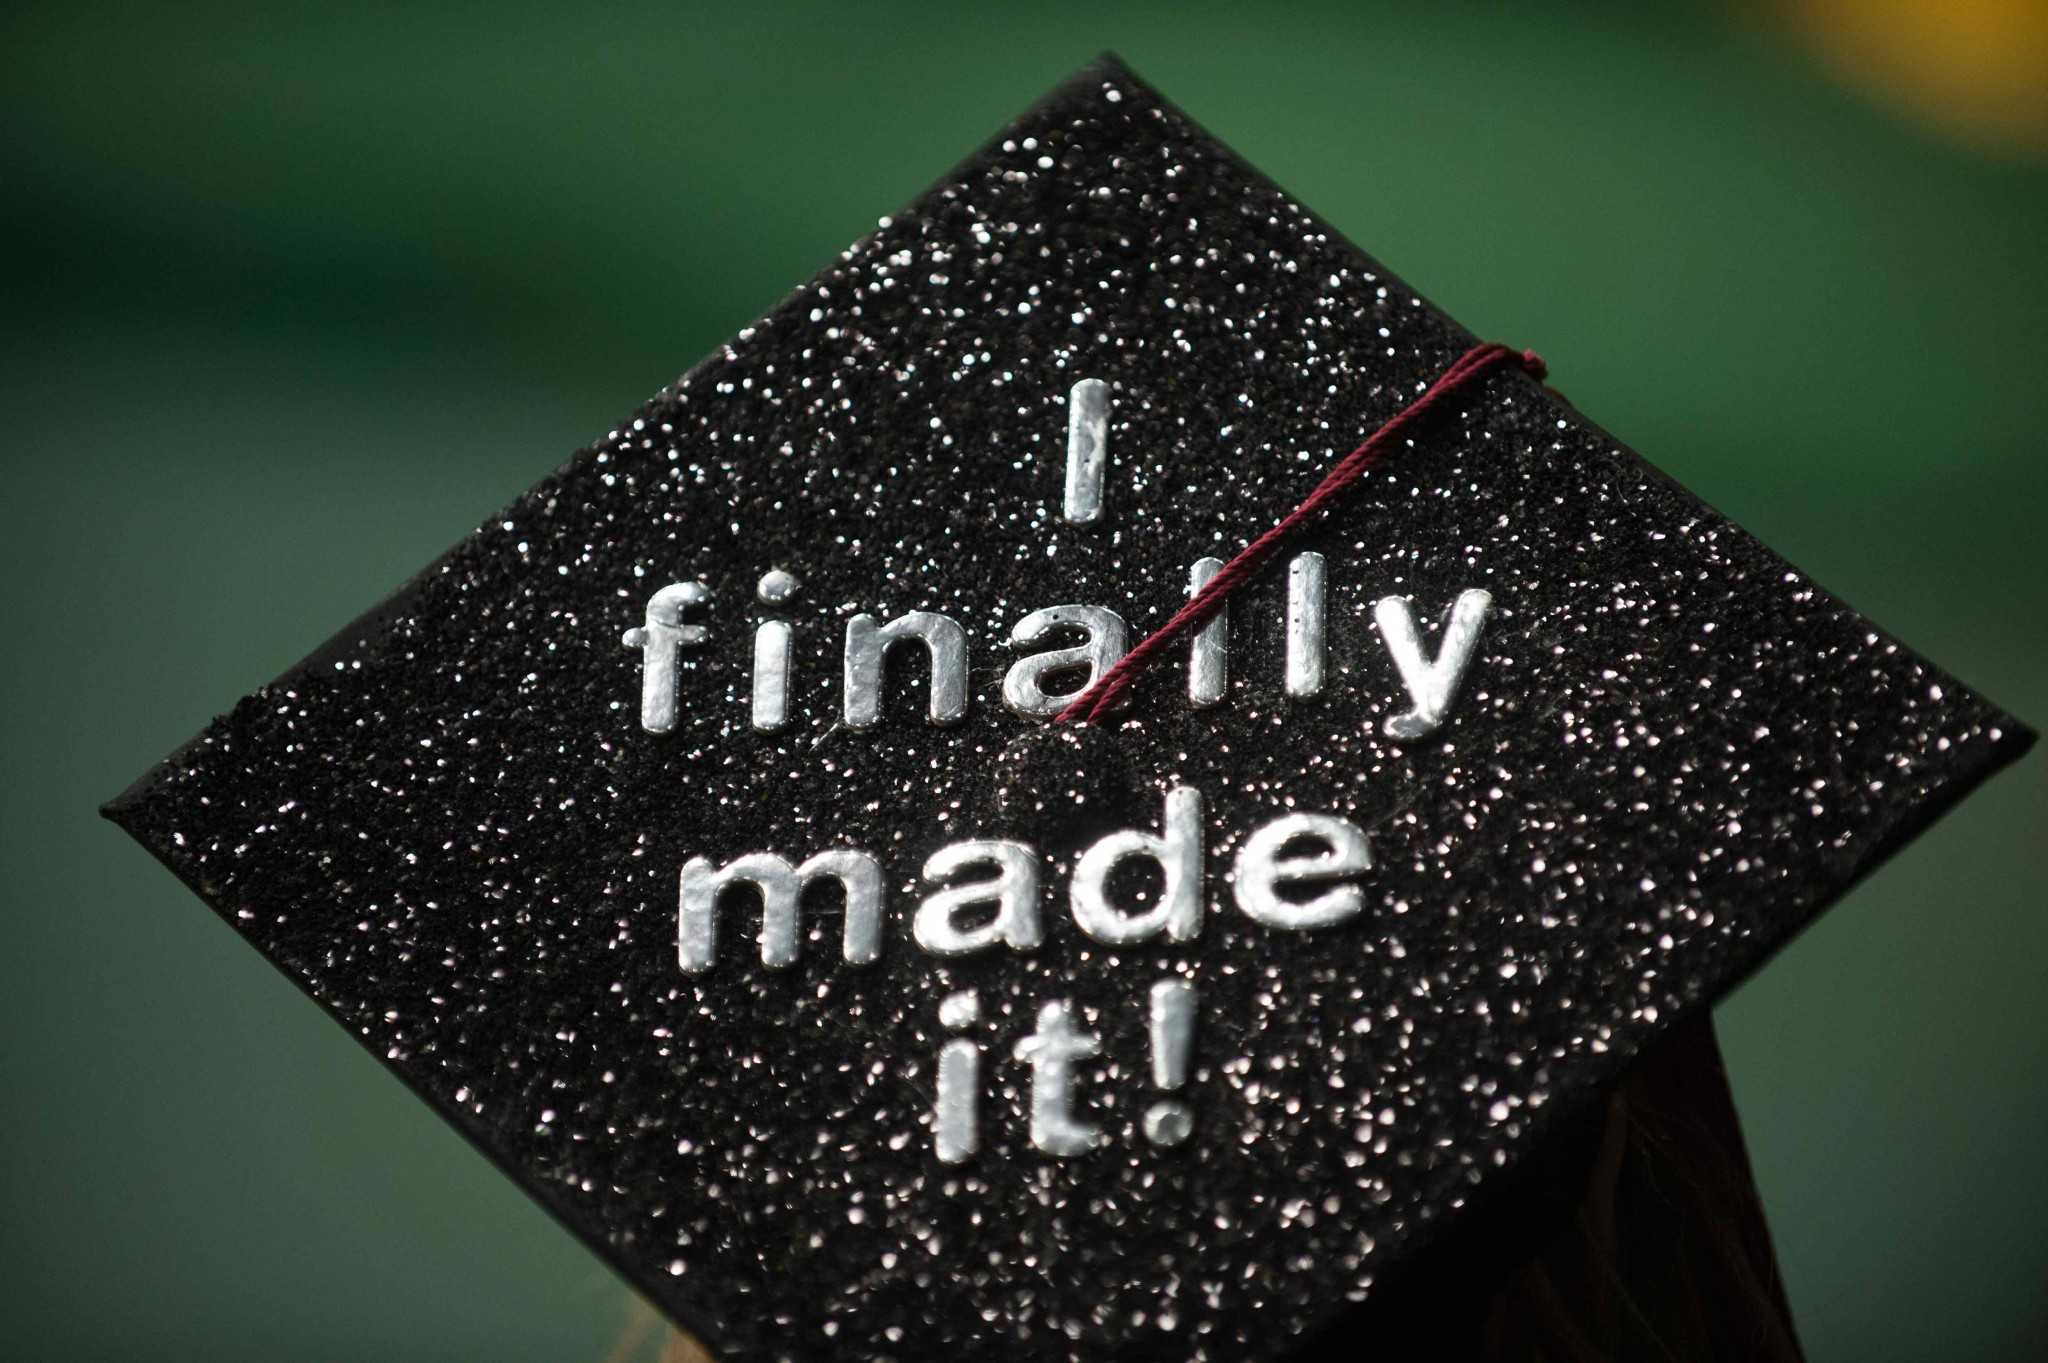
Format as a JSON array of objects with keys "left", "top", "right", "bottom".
[{"left": 1143, "top": 979, "right": 1195, "bottom": 1146}]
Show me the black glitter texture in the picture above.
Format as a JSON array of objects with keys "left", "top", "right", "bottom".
[{"left": 105, "top": 57, "right": 2032, "bottom": 1362}]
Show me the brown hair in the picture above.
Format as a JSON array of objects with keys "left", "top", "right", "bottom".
[{"left": 1301, "top": 1017, "right": 1805, "bottom": 1362}]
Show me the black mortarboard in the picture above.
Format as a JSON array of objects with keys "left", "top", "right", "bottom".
[{"left": 105, "top": 57, "right": 2030, "bottom": 1361}]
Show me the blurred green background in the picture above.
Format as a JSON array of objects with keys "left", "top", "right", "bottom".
[{"left": 4, "top": 3, "right": 2043, "bottom": 1359}]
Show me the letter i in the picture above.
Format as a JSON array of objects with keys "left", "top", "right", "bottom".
[
  {"left": 751, "top": 569, "right": 799, "bottom": 733},
  {"left": 933, "top": 990, "right": 981, "bottom": 1164},
  {"left": 1064, "top": 377, "right": 1110, "bottom": 525}
]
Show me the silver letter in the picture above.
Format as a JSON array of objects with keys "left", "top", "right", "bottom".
[
  {"left": 1013, "top": 1000, "right": 1101, "bottom": 1156},
  {"left": 1143, "top": 978, "right": 1196, "bottom": 1147},
  {"left": 1002, "top": 605, "right": 1128, "bottom": 718},
  {"left": 1063, "top": 378, "right": 1109, "bottom": 525},
  {"left": 1374, "top": 589, "right": 1492, "bottom": 740},
  {"left": 1233, "top": 812, "right": 1372, "bottom": 930},
  {"left": 1070, "top": 786, "right": 1204, "bottom": 944},
  {"left": 843, "top": 611, "right": 968, "bottom": 728},
  {"left": 934, "top": 990, "right": 981, "bottom": 1165},
  {"left": 678, "top": 847, "right": 883, "bottom": 973},
  {"left": 1188, "top": 557, "right": 1227, "bottom": 708},
  {"left": 750, "top": 571, "right": 798, "bottom": 733},
  {"left": 622, "top": 581, "right": 711, "bottom": 734},
  {"left": 915, "top": 840, "right": 1043, "bottom": 956},
  {"left": 1286, "top": 552, "right": 1327, "bottom": 698}
]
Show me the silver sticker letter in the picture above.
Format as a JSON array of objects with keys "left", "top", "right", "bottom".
[
  {"left": 1188, "top": 557, "right": 1227, "bottom": 708},
  {"left": 843, "top": 611, "right": 969, "bottom": 728},
  {"left": 1143, "top": 978, "right": 1197, "bottom": 1147},
  {"left": 1286, "top": 552, "right": 1327, "bottom": 698},
  {"left": 934, "top": 990, "right": 981, "bottom": 1165},
  {"left": 1070, "top": 786, "right": 1205, "bottom": 944},
  {"left": 750, "top": 571, "right": 799, "bottom": 733},
  {"left": 915, "top": 840, "right": 1043, "bottom": 956},
  {"left": 1063, "top": 378, "right": 1109, "bottom": 525},
  {"left": 623, "top": 581, "right": 711, "bottom": 734},
  {"left": 678, "top": 848, "right": 883, "bottom": 973},
  {"left": 1233, "top": 812, "right": 1373, "bottom": 930},
  {"left": 1013, "top": 1000, "right": 1102, "bottom": 1156},
  {"left": 751, "top": 619, "right": 793, "bottom": 733},
  {"left": 1374, "top": 589, "right": 1492, "bottom": 739},
  {"left": 1002, "top": 605, "right": 1128, "bottom": 718}
]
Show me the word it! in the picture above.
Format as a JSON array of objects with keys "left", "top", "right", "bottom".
[{"left": 935, "top": 980, "right": 1198, "bottom": 1162}]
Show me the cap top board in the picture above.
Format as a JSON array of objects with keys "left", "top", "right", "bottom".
[{"left": 107, "top": 55, "right": 2032, "bottom": 1362}]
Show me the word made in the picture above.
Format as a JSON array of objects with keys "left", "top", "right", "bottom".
[{"left": 677, "top": 785, "right": 1373, "bottom": 974}]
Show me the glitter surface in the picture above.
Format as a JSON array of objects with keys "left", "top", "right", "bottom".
[{"left": 105, "top": 57, "right": 2031, "bottom": 1361}]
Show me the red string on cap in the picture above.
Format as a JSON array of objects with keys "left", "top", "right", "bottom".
[{"left": 1054, "top": 342, "right": 1546, "bottom": 726}]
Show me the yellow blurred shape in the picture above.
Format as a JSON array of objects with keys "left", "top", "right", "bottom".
[{"left": 1772, "top": 0, "right": 2048, "bottom": 154}]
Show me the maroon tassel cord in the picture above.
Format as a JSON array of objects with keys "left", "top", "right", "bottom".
[{"left": 1054, "top": 342, "right": 1547, "bottom": 725}]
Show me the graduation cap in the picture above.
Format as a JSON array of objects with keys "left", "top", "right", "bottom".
[{"left": 105, "top": 57, "right": 2030, "bottom": 1361}]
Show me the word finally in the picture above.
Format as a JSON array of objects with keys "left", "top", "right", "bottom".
[{"left": 624, "top": 561, "right": 1493, "bottom": 737}]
